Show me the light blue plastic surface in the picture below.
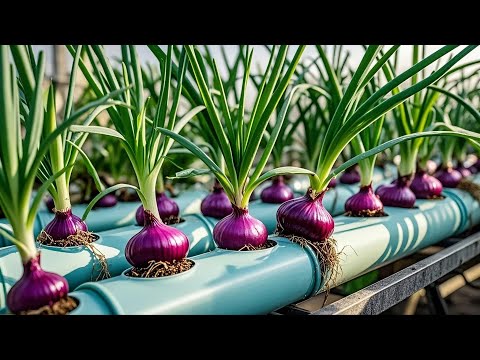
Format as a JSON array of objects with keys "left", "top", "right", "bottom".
[
  {"left": 442, "top": 188, "right": 480, "bottom": 234},
  {"left": 330, "top": 194, "right": 466, "bottom": 289},
  {"left": 322, "top": 185, "right": 356, "bottom": 216}
]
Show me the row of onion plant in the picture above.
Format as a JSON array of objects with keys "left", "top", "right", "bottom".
[
  {"left": 171, "top": 45, "right": 244, "bottom": 218},
  {"left": 14, "top": 45, "right": 125, "bottom": 246},
  {"left": 249, "top": 50, "right": 320, "bottom": 203},
  {"left": 156, "top": 45, "right": 316, "bottom": 250},
  {"left": 68, "top": 45, "right": 204, "bottom": 277},
  {"left": 0, "top": 46, "right": 119, "bottom": 314}
]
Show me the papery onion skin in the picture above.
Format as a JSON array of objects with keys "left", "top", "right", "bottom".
[
  {"left": 435, "top": 168, "right": 463, "bottom": 188},
  {"left": 93, "top": 194, "right": 118, "bottom": 208},
  {"left": 201, "top": 181, "right": 233, "bottom": 219},
  {"left": 260, "top": 176, "right": 294, "bottom": 204},
  {"left": 213, "top": 205, "right": 268, "bottom": 250},
  {"left": 410, "top": 170, "right": 443, "bottom": 199},
  {"left": 345, "top": 184, "right": 384, "bottom": 216},
  {"left": 276, "top": 188, "right": 334, "bottom": 242},
  {"left": 135, "top": 192, "right": 180, "bottom": 225},
  {"left": 126, "top": 210, "right": 189, "bottom": 267},
  {"left": 339, "top": 166, "right": 361, "bottom": 184},
  {"left": 375, "top": 175, "right": 416, "bottom": 208},
  {"left": 7, "top": 254, "right": 69, "bottom": 314},
  {"left": 43, "top": 208, "right": 88, "bottom": 241}
]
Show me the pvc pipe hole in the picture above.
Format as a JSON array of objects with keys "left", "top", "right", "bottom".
[
  {"left": 36, "top": 233, "right": 101, "bottom": 251},
  {"left": 122, "top": 259, "right": 196, "bottom": 280},
  {"left": 217, "top": 239, "right": 279, "bottom": 253}
]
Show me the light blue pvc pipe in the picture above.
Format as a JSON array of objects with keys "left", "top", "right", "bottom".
[
  {"left": 0, "top": 189, "right": 209, "bottom": 248},
  {"left": 0, "top": 213, "right": 216, "bottom": 311},
  {"left": 373, "top": 166, "right": 389, "bottom": 183},
  {"left": 174, "top": 189, "right": 209, "bottom": 215},
  {"left": 247, "top": 201, "right": 282, "bottom": 234},
  {"left": 70, "top": 238, "right": 320, "bottom": 315},
  {"left": 443, "top": 188, "right": 480, "bottom": 234},
  {"left": 69, "top": 190, "right": 470, "bottom": 315},
  {"left": 329, "top": 194, "right": 466, "bottom": 288},
  {"left": 323, "top": 185, "right": 356, "bottom": 216},
  {"left": 382, "top": 163, "right": 398, "bottom": 179}
]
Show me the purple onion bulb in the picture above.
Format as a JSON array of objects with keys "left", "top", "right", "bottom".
[
  {"left": 260, "top": 176, "right": 294, "bottom": 204},
  {"left": 7, "top": 254, "right": 69, "bottom": 314},
  {"left": 136, "top": 192, "right": 180, "bottom": 226},
  {"left": 375, "top": 175, "right": 416, "bottom": 208},
  {"left": 410, "top": 170, "right": 443, "bottom": 199},
  {"left": 126, "top": 210, "right": 189, "bottom": 268},
  {"left": 93, "top": 194, "right": 118, "bottom": 208},
  {"left": 339, "top": 166, "right": 361, "bottom": 184},
  {"left": 201, "top": 181, "right": 233, "bottom": 219},
  {"left": 213, "top": 206, "right": 268, "bottom": 250},
  {"left": 434, "top": 167, "right": 463, "bottom": 188},
  {"left": 43, "top": 208, "right": 88, "bottom": 241},
  {"left": 345, "top": 184, "right": 384, "bottom": 216},
  {"left": 276, "top": 189, "right": 334, "bottom": 242}
]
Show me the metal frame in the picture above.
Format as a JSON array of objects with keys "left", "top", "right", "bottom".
[{"left": 274, "top": 231, "right": 480, "bottom": 315}]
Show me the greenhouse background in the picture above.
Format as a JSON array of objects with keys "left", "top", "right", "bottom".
[{"left": 0, "top": 45, "right": 479, "bottom": 315}]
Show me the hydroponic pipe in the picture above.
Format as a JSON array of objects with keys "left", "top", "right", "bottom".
[{"left": 70, "top": 237, "right": 319, "bottom": 315}]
